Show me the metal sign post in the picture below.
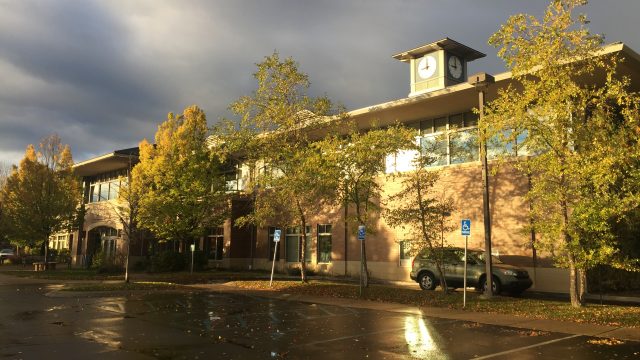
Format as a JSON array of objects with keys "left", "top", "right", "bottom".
[
  {"left": 269, "top": 229, "right": 281, "bottom": 287},
  {"left": 358, "top": 225, "right": 366, "bottom": 296},
  {"left": 190, "top": 243, "right": 195, "bottom": 274},
  {"left": 461, "top": 219, "right": 471, "bottom": 309}
]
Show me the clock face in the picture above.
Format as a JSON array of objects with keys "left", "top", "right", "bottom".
[
  {"left": 448, "top": 55, "right": 463, "bottom": 79},
  {"left": 417, "top": 55, "right": 437, "bottom": 80}
]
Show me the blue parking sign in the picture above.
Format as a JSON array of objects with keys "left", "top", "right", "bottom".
[
  {"left": 357, "top": 225, "right": 366, "bottom": 241},
  {"left": 461, "top": 219, "right": 471, "bottom": 236}
]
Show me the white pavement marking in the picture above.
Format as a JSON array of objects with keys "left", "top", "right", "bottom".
[{"left": 470, "top": 334, "right": 582, "bottom": 360}]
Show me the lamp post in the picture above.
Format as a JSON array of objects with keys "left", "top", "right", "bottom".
[{"left": 468, "top": 72, "right": 495, "bottom": 298}]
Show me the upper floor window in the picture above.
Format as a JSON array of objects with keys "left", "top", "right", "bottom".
[{"left": 84, "top": 169, "right": 127, "bottom": 204}]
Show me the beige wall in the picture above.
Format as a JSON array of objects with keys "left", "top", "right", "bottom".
[{"left": 243, "top": 159, "right": 569, "bottom": 292}]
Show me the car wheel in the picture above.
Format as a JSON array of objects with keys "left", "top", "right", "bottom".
[
  {"left": 480, "top": 276, "right": 501, "bottom": 295},
  {"left": 418, "top": 272, "right": 437, "bottom": 291}
]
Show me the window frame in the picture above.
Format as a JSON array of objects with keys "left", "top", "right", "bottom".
[{"left": 317, "top": 224, "right": 332, "bottom": 264}]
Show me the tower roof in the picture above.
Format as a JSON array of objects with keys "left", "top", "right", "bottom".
[{"left": 392, "top": 37, "right": 486, "bottom": 62}]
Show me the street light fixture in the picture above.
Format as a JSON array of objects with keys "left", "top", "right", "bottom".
[{"left": 468, "top": 72, "right": 495, "bottom": 298}]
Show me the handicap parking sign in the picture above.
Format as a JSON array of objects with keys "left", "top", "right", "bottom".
[
  {"left": 273, "top": 229, "right": 281, "bottom": 242},
  {"left": 461, "top": 219, "right": 471, "bottom": 236},
  {"left": 358, "top": 225, "right": 366, "bottom": 241}
]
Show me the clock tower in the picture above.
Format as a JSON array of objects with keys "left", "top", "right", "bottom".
[{"left": 392, "top": 38, "right": 485, "bottom": 97}]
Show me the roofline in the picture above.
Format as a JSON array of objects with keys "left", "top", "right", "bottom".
[
  {"left": 392, "top": 37, "right": 486, "bottom": 62},
  {"left": 72, "top": 148, "right": 139, "bottom": 169},
  {"left": 352, "top": 42, "right": 632, "bottom": 119}
]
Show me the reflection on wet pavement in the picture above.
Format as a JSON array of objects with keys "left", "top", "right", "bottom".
[{"left": 0, "top": 284, "right": 639, "bottom": 359}]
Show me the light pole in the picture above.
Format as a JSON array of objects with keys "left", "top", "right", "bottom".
[{"left": 468, "top": 72, "right": 495, "bottom": 298}]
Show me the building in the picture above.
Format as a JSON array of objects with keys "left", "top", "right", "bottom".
[
  {"left": 65, "top": 147, "right": 142, "bottom": 267},
  {"left": 226, "top": 39, "right": 640, "bottom": 293},
  {"left": 65, "top": 39, "right": 640, "bottom": 293}
]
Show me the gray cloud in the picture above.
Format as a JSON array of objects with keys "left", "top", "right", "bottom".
[{"left": 0, "top": 0, "right": 638, "bottom": 164}]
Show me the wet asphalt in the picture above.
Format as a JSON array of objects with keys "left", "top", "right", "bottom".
[{"left": 0, "top": 281, "right": 638, "bottom": 359}]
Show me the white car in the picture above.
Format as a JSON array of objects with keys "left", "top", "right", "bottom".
[{"left": 0, "top": 249, "right": 15, "bottom": 259}]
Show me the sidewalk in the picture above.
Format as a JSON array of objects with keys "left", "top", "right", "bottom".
[{"left": 188, "top": 282, "right": 640, "bottom": 342}]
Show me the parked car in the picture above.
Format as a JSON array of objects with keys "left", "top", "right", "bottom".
[
  {"left": 410, "top": 247, "right": 533, "bottom": 295},
  {"left": 0, "top": 248, "right": 16, "bottom": 263}
]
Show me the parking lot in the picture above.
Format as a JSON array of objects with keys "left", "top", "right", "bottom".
[{"left": 0, "top": 276, "right": 639, "bottom": 359}]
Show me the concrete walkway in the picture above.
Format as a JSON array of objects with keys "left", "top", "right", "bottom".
[{"left": 188, "top": 282, "right": 640, "bottom": 342}]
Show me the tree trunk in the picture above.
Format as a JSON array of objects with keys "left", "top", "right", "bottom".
[
  {"left": 344, "top": 201, "right": 348, "bottom": 277},
  {"left": 362, "top": 236, "right": 369, "bottom": 288},
  {"left": 43, "top": 231, "right": 51, "bottom": 270},
  {"left": 299, "top": 221, "right": 307, "bottom": 283},
  {"left": 578, "top": 268, "right": 587, "bottom": 304},
  {"left": 295, "top": 200, "right": 307, "bottom": 283},
  {"left": 43, "top": 238, "right": 49, "bottom": 270}
]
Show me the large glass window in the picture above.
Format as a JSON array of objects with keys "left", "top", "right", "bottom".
[
  {"left": 285, "top": 226, "right": 311, "bottom": 263},
  {"left": 317, "top": 224, "right": 332, "bottom": 263},
  {"left": 207, "top": 227, "right": 224, "bottom": 261},
  {"left": 419, "top": 112, "right": 481, "bottom": 167},
  {"left": 450, "top": 129, "right": 479, "bottom": 164},
  {"left": 109, "top": 181, "right": 120, "bottom": 200},
  {"left": 420, "top": 135, "right": 448, "bottom": 166},
  {"left": 90, "top": 185, "right": 99, "bottom": 203},
  {"left": 85, "top": 170, "right": 127, "bottom": 204},
  {"left": 399, "top": 240, "right": 411, "bottom": 267}
]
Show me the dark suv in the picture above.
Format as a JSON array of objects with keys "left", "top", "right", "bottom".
[{"left": 409, "top": 247, "right": 533, "bottom": 295}]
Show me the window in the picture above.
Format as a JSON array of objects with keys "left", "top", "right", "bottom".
[
  {"left": 85, "top": 170, "right": 127, "bottom": 204},
  {"left": 450, "top": 129, "right": 479, "bottom": 164},
  {"left": 418, "top": 112, "right": 481, "bottom": 167},
  {"left": 268, "top": 227, "right": 281, "bottom": 261},
  {"left": 420, "top": 135, "right": 448, "bottom": 166},
  {"left": 285, "top": 226, "right": 311, "bottom": 263},
  {"left": 109, "top": 181, "right": 120, "bottom": 200},
  {"left": 99, "top": 183, "right": 109, "bottom": 201},
  {"left": 399, "top": 241, "right": 411, "bottom": 267},
  {"left": 317, "top": 224, "right": 332, "bottom": 263},
  {"left": 90, "top": 184, "right": 98, "bottom": 203},
  {"left": 207, "top": 227, "right": 224, "bottom": 261}
]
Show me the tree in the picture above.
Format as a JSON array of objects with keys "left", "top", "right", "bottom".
[
  {"left": 0, "top": 161, "right": 13, "bottom": 244},
  {"left": 0, "top": 135, "right": 81, "bottom": 266},
  {"left": 321, "top": 125, "right": 415, "bottom": 287},
  {"left": 228, "top": 52, "right": 340, "bottom": 283},
  {"left": 133, "top": 106, "right": 229, "bottom": 256},
  {"left": 384, "top": 154, "right": 455, "bottom": 293},
  {"left": 485, "top": 0, "right": 640, "bottom": 306}
]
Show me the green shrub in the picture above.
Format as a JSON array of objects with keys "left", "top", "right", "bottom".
[
  {"left": 150, "top": 251, "right": 186, "bottom": 272},
  {"left": 91, "top": 251, "right": 124, "bottom": 274},
  {"left": 286, "top": 266, "right": 316, "bottom": 277},
  {"left": 132, "top": 259, "right": 150, "bottom": 272},
  {"left": 588, "top": 265, "right": 640, "bottom": 292},
  {"left": 185, "top": 251, "right": 208, "bottom": 271}
]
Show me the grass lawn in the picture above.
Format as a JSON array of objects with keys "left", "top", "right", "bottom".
[
  {"left": 227, "top": 280, "right": 640, "bottom": 329},
  {"left": 3, "top": 268, "right": 638, "bottom": 328},
  {"left": 0, "top": 269, "right": 123, "bottom": 280},
  {"left": 0, "top": 268, "right": 269, "bottom": 283},
  {"left": 62, "top": 281, "right": 186, "bottom": 292}
]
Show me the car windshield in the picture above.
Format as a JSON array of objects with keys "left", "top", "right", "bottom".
[{"left": 471, "top": 251, "right": 503, "bottom": 264}]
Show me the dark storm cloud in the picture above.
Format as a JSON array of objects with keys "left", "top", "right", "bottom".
[{"left": 0, "top": 0, "right": 638, "bottom": 164}]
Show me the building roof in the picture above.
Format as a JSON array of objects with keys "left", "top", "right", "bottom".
[
  {"left": 349, "top": 42, "right": 640, "bottom": 130},
  {"left": 392, "top": 37, "right": 486, "bottom": 62},
  {"left": 73, "top": 147, "right": 139, "bottom": 177}
]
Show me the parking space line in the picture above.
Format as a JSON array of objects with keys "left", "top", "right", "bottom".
[{"left": 470, "top": 334, "right": 581, "bottom": 359}]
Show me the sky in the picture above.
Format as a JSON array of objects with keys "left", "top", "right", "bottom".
[{"left": 1, "top": 0, "right": 639, "bottom": 165}]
